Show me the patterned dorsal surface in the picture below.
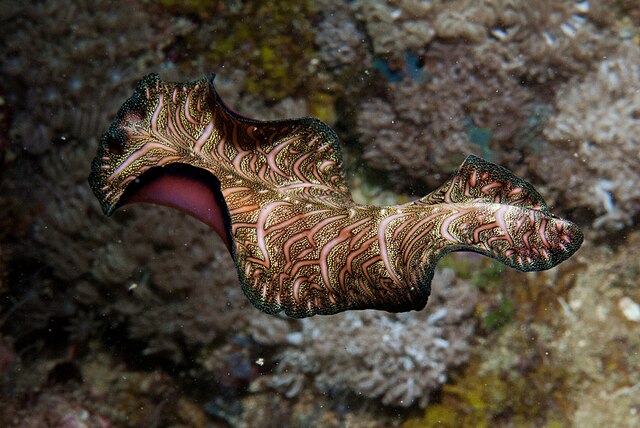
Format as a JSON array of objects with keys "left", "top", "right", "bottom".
[{"left": 90, "top": 74, "right": 583, "bottom": 318}]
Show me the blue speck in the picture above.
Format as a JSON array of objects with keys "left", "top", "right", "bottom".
[{"left": 465, "top": 116, "right": 494, "bottom": 161}]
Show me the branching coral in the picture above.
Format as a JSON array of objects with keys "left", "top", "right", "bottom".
[
  {"left": 167, "top": 0, "right": 318, "bottom": 101},
  {"left": 252, "top": 268, "right": 478, "bottom": 408},
  {"left": 435, "top": 0, "right": 615, "bottom": 83},
  {"left": 352, "top": 0, "right": 436, "bottom": 56},
  {"left": 357, "top": 41, "right": 532, "bottom": 191},
  {"left": 539, "top": 42, "right": 640, "bottom": 230},
  {"left": 0, "top": 0, "right": 171, "bottom": 154},
  {"left": 350, "top": 0, "right": 620, "bottom": 205},
  {"left": 0, "top": 0, "right": 635, "bottom": 424},
  {"left": 314, "top": 1, "right": 371, "bottom": 72},
  {"left": 351, "top": 0, "right": 614, "bottom": 82},
  {"left": 19, "top": 138, "right": 251, "bottom": 362},
  {"left": 553, "top": 234, "right": 640, "bottom": 426}
]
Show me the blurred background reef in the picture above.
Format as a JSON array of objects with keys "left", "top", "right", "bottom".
[{"left": 0, "top": 0, "right": 639, "bottom": 426}]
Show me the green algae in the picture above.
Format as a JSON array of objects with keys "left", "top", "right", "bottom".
[
  {"left": 439, "top": 255, "right": 514, "bottom": 331},
  {"left": 438, "top": 254, "right": 502, "bottom": 290},
  {"left": 404, "top": 254, "right": 589, "bottom": 426},
  {"left": 482, "top": 294, "right": 515, "bottom": 331},
  {"left": 307, "top": 91, "right": 337, "bottom": 125},
  {"left": 158, "top": 0, "right": 321, "bottom": 102},
  {"left": 402, "top": 342, "right": 574, "bottom": 427},
  {"left": 206, "top": 1, "right": 318, "bottom": 101}
]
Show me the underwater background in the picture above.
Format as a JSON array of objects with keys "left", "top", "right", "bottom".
[{"left": 0, "top": 0, "right": 638, "bottom": 426}]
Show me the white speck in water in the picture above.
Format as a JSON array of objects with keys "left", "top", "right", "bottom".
[
  {"left": 569, "top": 298, "right": 583, "bottom": 311},
  {"left": 560, "top": 22, "right": 577, "bottom": 38},
  {"left": 618, "top": 296, "right": 640, "bottom": 322},
  {"left": 433, "top": 338, "right": 450, "bottom": 349},
  {"left": 575, "top": 1, "right": 590, "bottom": 13},
  {"left": 569, "top": 14, "right": 586, "bottom": 29},
  {"left": 427, "top": 308, "right": 447, "bottom": 323},
  {"left": 491, "top": 28, "right": 509, "bottom": 41},
  {"left": 543, "top": 31, "right": 557, "bottom": 46},
  {"left": 287, "top": 332, "right": 304, "bottom": 346}
]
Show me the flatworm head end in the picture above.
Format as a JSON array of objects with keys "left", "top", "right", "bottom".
[
  {"left": 88, "top": 73, "right": 235, "bottom": 247},
  {"left": 90, "top": 73, "right": 165, "bottom": 214}
]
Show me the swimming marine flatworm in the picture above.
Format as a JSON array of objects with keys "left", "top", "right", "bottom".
[{"left": 89, "top": 73, "right": 583, "bottom": 318}]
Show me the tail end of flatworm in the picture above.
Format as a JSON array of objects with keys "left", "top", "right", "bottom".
[{"left": 419, "top": 155, "right": 584, "bottom": 272}]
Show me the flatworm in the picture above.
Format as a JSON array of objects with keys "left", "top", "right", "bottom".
[{"left": 89, "top": 73, "right": 583, "bottom": 318}]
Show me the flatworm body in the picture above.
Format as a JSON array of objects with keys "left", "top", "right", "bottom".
[{"left": 89, "top": 74, "right": 583, "bottom": 318}]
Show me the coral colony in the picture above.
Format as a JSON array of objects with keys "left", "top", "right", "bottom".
[
  {"left": 89, "top": 74, "right": 583, "bottom": 318},
  {"left": 4, "top": 0, "right": 640, "bottom": 422}
]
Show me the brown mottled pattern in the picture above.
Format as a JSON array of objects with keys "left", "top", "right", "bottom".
[{"left": 90, "top": 74, "right": 583, "bottom": 318}]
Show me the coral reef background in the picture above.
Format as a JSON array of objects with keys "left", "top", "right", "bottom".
[{"left": 1, "top": 0, "right": 638, "bottom": 426}]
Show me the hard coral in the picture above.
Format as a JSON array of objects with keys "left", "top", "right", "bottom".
[
  {"left": 252, "top": 268, "right": 478, "bottom": 408},
  {"left": 352, "top": 0, "right": 436, "bottom": 56},
  {"left": 8, "top": 393, "right": 113, "bottom": 428},
  {"left": 438, "top": 0, "right": 614, "bottom": 83},
  {"left": 539, "top": 42, "right": 640, "bottom": 230},
  {"left": 351, "top": 0, "right": 613, "bottom": 83},
  {"left": 568, "top": 261, "right": 640, "bottom": 428},
  {"left": 9, "top": 137, "right": 249, "bottom": 363},
  {"left": 192, "top": 0, "right": 318, "bottom": 101},
  {"left": 314, "top": 2, "right": 371, "bottom": 72},
  {"left": 0, "top": 0, "right": 168, "bottom": 154},
  {"left": 357, "top": 42, "right": 532, "bottom": 191}
]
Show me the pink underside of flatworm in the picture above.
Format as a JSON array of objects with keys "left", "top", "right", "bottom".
[{"left": 124, "top": 174, "right": 231, "bottom": 250}]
